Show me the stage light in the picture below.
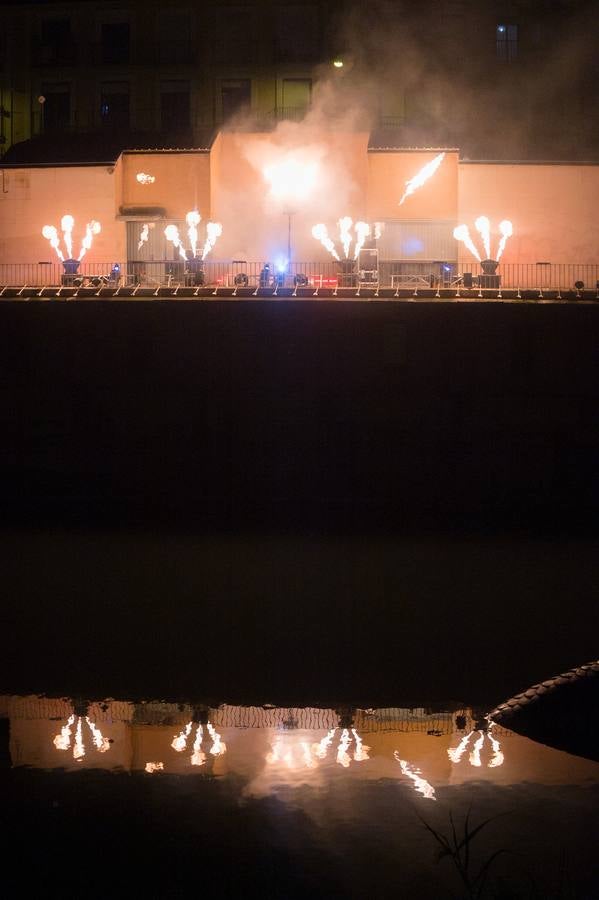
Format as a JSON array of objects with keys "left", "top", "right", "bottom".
[
  {"left": 575, "top": 280, "right": 584, "bottom": 290},
  {"left": 294, "top": 273, "right": 308, "bottom": 286},
  {"left": 234, "top": 273, "right": 248, "bottom": 286},
  {"left": 333, "top": 58, "right": 344, "bottom": 68}
]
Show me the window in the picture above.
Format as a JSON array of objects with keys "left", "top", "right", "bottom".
[
  {"left": 40, "top": 19, "right": 74, "bottom": 64},
  {"left": 41, "top": 83, "right": 70, "bottom": 131},
  {"left": 160, "top": 82, "right": 190, "bottom": 133},
  {"left": 101, "top": 22, "right": 130, "bottom": 64},
  {"left": 100, "top": 82, "right": 129, "bottom": 128},
  {"left": 496, "top": 24, "right": 518, "bottom": 61},
  {"left": 281, "top": 79, "right": 311, "bottom": 119},
  {"left": 221, "top": 79, "right": 251, "bottom": 121}
]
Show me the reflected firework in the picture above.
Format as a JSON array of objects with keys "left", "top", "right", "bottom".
[
  {"left": 448, "top": 724, "right": 505, "bottom": 768},
  {"left": 53, "top": 714, "right": 111, "bottom": 762}
]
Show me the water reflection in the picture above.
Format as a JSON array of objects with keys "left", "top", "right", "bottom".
[{"left": 3, "top": 695, "right": 598, "bottom": 799}]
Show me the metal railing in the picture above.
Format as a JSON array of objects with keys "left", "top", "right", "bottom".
[{"left": 1, "top": 260, "right": 598, "bottom": 291}]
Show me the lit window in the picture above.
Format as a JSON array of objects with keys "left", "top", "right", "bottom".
[{"left": 496, "top": 24, "right": 518, "bottom": 61}]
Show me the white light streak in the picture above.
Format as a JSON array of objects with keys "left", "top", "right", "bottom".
[
  {"left": 77, "top": 220, "right": 101, "bottom": 261},
  {"left": 475, "top": 216, "right": 491, "bottom": 259},
  {"left": 137, "top": 222, "right": 153, "bottom": 252},
  {"left": 453, "top": 224, "right": 482, "bottom": 262},
  {"left": 399, "top": 152, "right": 445, "bottom": 205},
  {"left": 53, "top": 714, "right": 75, "bottom": 750},
  {"left": 313, "top": 728, "right": 336, "bottom": 759},
  {"left": 73, "top": 717, "right": 85, "bottom": 761},
  {"left": 42, "top": 225, "right": 65, "bottom": 261},
  {"left": 202, "top": 222, "right": 223, "bottom": 260},
  {"left": 191, "top": 724, "right": 206, "bottom": 767},
  {"left": 468, "top": 730, "right": 485, "bottom": 767},
  {"left": 61, "top": 214, "right": 74, "bottom": 259},
  {"left": 448, "top": 730, "right": 474, "bottom": 764},
  {"left": 353, "top": 221, "right": 371, "bottom": 260},
  {"left": 496, "top": 219, "right": 513, "bottom": 260},
  {"left": 171, "top": 721, "right": 192, "bottom": 752},
  {"left": 394, "top": 752, "right": 436, "bottom": 800},
  {"left": 86, "top": 717, "right": 111, "bottom": 753},
  {"left": 207, "top": 722, "right": 227, "bottom": 756},
  {"left": 486, "top": 724, "right": 504, "bottom": 768},
  {"left": 336, "top": 728, "right": 352, "bottom": 768},
  {"left": 338, "top": 216, "right": 353, "bottom": 259},
  {"left": 312, "top": 224, "right": 340, "bottom": 261},
  {"left": 186, "top": 209, "right": 201, "bottom": 258},
  {"left": 164, "top": 224, "right": 187, "bottom": 261},
  {"left": 352, "top": 728, "right": 370, "bottom": 762}
]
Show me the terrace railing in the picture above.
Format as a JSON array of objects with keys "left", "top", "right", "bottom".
[{"left": 1, "top": 260, "right": 598, "bottom": 291}]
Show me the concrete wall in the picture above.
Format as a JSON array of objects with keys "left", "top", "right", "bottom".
[
  {"left": 458, "top": 162, "right": 599, "bottom": 264},
  {"left": 1, "top": 141, "right": 599, "bottom": 265},
  {"left": 367, "top": 150, "right": 459, "bottom": 221},
  {"left": 0, "top": 164, "right": 123, "bottom": 265},
  {"left": 119, "top": 150, "right": 211, "bottom": 219}
]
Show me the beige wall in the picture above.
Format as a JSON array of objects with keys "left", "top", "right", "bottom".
[
  {"left": 458, "top": 163, "right": 599, "bottom": 264},
  {"left": 1, "top": 140, "right": 598, "bottom": 267},
  {"left": 119, "top": 151, "right": 211, "bottom": 220},
  {"left": 0, "top": 164, "right": 124, "bottom": 265},
  {"left": 368, "top": 150, "right": 459, "bottom": 221}
]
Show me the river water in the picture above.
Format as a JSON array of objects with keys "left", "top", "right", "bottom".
[{"left": 3, "top": 695, "right": 598, "bottom": 898}]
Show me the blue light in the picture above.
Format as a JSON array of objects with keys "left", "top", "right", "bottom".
[
  {"left": 497, "top": 25, "right": 506, "bottom": 33},
  {"left": 402, "top": 237, "right": 424, "bottom": 256},
  {"left": 276, "top": 257, "right": 288, "bottom": 273}
]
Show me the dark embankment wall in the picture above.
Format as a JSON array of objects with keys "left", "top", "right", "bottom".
[{"left": 1, "top": 300, "right": 598, "bottom": 705}]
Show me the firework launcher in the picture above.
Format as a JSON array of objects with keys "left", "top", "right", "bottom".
[
  {"left": 338, "top": 259, "right": 357, "bottom": 287},
  {"left": 61, "top": 258, "right": 81, "bottom": 284},
  {"left": 479, "top": 258, "right": 500, "bottom": 288},
  {"left": 184, "top": 253, "right": 205, "bottom": 287}
]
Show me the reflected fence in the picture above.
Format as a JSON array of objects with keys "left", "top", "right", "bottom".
[{"left": 1, "top": 260, "right": 599, "bottom": 292}]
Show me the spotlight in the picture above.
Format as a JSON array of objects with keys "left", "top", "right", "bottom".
[
  {"left": 293, "top": 273, "right": 308, "bottom": 287},
  {"left": 333, "top": 58, "right": 344, "bottom": 68},
  {"left": 234, "top": 273, "right": 248, "bottom": 286},
  {"left": 574, "top": 280, "right": 584, "bottom": 290}
]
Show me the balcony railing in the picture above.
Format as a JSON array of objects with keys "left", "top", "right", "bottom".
[{"left": 1, "top": 261, "right": 598, "bottom": 293}]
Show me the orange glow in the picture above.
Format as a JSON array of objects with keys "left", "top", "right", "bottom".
[
  {"left": 263, "top": 156, "right": 319, "bottom": 205},
  {"left": 448, "top": 730, "right": 474, "bottom": 764},
  {"left": 53, "top": 714, "right": 75, "bottom": 750},
  {"left": 468, "top": 731, "right": 485, "bottom": 767},
  {"left": 145, "top": 761, "right": 164, "bottom": 773}
]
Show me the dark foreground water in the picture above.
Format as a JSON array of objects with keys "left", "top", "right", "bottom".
[{"left": 2, "top": 695, "right": 598, "bottom": 899}]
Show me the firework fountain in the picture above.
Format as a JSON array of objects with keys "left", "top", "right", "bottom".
[
  {"left": 42, "top": 215, "right": 102, "bottom": 276},
  {"left": 163, "top": 210, "right": 223, "bottom": 264},
  {"left": 453, "top": 217, "right": 513, "bottom": 288}
]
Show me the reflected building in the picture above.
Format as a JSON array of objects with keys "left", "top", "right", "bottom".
[{"left": 2, "top": 695, "right": 598, "bottom": 798}]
